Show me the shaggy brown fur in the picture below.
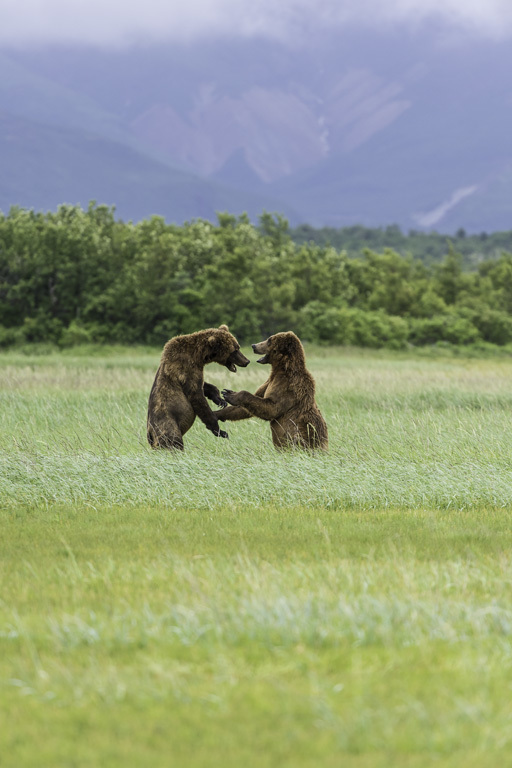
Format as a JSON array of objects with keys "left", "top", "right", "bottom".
[
  {"left": 147, "top": 325, "right": 250, "bottom": 450},
  {"left": 217, "top": 331, "right": 328, "bottom": 450}
]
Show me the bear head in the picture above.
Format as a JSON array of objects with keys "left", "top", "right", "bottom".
[
  {"left": 252, "top": 331, "right": 305, "bottom": 367},
  {"left": 205, "top": 325, "right": 250, "bottom": 372}
]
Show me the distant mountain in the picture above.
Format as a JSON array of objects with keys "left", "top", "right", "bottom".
[
  {"left": 1, "top": 31, "right": 511, "bottom": 231},
  {"left": 0, "top": 48, "right": 298, "bottom": 222},
  {"left": 0, "top": 111, "right": 297, "bottom": 223}
]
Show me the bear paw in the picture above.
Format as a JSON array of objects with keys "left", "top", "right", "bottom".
[
  {"left": 208, "top": 423, "right": 229, "bottom": 438},
  {"left": 221, "top": 388, "right": 238, "bottom": 405}
]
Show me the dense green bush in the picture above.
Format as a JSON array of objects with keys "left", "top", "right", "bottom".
[
  {"left": 1, "top": 203, "right": 512, "bottom": 348},
  {"left": 472, "top": 308, "right": 512, "bottom": 345},
  {"left": 297, "top": 304, "right": 408, "bottom": 349},
  {"left": 409, "top": 314, "right": 481, "bottom": 346}
]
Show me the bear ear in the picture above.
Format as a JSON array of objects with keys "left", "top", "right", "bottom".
[
  {"left": 219, "top": 324, "right": 229, "bottom": 332},
  {"left": 206, "top": 333, "right": 220, "bottom": 361},
  {"left": 281, "top": 334, "right": 297, "bottom": 355}
]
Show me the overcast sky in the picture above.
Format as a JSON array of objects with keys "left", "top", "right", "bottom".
[{"left": 1, "top": 0, "right": 512, "bottom": 47}]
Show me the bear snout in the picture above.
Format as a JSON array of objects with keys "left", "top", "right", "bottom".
[{"left": 234, "top": 350, "right": 250, "bottom": 367}]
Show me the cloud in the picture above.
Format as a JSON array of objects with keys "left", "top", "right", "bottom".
[{"left": 1, "top": 0, "right": 512, "bottom": 47}]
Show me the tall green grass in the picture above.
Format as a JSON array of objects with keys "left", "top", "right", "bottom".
[
  {"left": 2, "top": 346, "right": 512, "bottom": 510},
  {"left": 2, "top": 346, "right": 512, "bottom": 766}
]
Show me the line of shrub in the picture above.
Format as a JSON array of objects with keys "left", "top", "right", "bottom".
[{"left": 2, "top": 203, "right": 512, "bottom": 349}]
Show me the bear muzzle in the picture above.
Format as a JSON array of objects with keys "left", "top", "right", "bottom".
[
  {"left": 252, "top": 342, "right": 270, "bottom": 365},
  {"left": 225, "top": 349, "right": 250, "bottom": 372}
]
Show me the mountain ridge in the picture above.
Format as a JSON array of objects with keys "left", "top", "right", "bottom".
[{"left": 1, "top": 32, "right": 511, "bottom": 231}]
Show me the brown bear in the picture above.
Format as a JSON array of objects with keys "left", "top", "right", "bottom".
[
  {"left": 147, "top": 325, "right": 250, "bottom": 450},
  {"left": 216, "top": 331, "right": 328, "bottom": 450}
]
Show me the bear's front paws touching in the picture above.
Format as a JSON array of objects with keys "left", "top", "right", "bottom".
[
  {"left": 211, "top": 390, "right": 229, "bottom": 408},
  {"left": 221, "top": 389, "right": 241, "bottom": 405},
  {"left": 204, "top": 383, "right": 229, "bottom": 408}
]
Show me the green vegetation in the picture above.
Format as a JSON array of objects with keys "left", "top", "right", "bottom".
[
  {"left": 290, "top": 223, "right": 512, "bottom": 267},
  {"left": 3, "top": 204, "right": 512, "bottom": 349},
  {"left": 2, "top": 347, "right": 512, "bottom": 766}
]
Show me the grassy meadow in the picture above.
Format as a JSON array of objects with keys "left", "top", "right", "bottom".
[{"left": 2, "top": 344, "right": 512, "bottom": 766}]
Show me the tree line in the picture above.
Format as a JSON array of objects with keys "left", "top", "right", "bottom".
[
  {"left": 290, "top": 223, "right": 512, "bottom": 269},
  {"left": 2, "top": 203, "right": 512, "bottom": 349}
]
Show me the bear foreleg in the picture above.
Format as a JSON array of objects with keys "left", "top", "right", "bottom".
[
  {"left": 203, "top": 381, "right": 228, "bottom": 408},
  {"left": 221, "top": 390, "right": 282, "bottom": 421},
  {"left": 189, "top": 389, "right": 229, "bottom": 439}
]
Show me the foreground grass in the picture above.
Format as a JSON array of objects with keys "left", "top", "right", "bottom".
[
  {"left": 2, "top": 506, "right": 512, "bottom": 766},
  {"left": 2, "top": 346, "right": 512, "bottom": 765}
]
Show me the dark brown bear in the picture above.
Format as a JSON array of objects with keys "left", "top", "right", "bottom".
[
  {"left": 217, "top": 331, "right": 328, "bottom": 450},
  {"left": 147, "top": 325, "right": 250, "bottom": 450}
]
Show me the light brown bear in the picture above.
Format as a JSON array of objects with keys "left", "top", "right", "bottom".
[
  {"left": 217, "top": 331, "right": 328, "bottom": 450},
  {"left": 147, "top": 325, "right": 250, "bottom": 450}
]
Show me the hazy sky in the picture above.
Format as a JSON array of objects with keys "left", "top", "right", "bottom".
[{"left": 1, "top": 0, "right": 512, "bottom": 47}]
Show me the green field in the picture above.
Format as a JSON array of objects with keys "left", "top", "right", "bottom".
[{"left": 2, "top": 345, "right": 512, "bottom": 766}]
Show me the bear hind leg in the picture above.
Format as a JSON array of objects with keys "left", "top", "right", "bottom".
[{"left": 147, "top": 420, "right": 185, "bottom": 451}]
